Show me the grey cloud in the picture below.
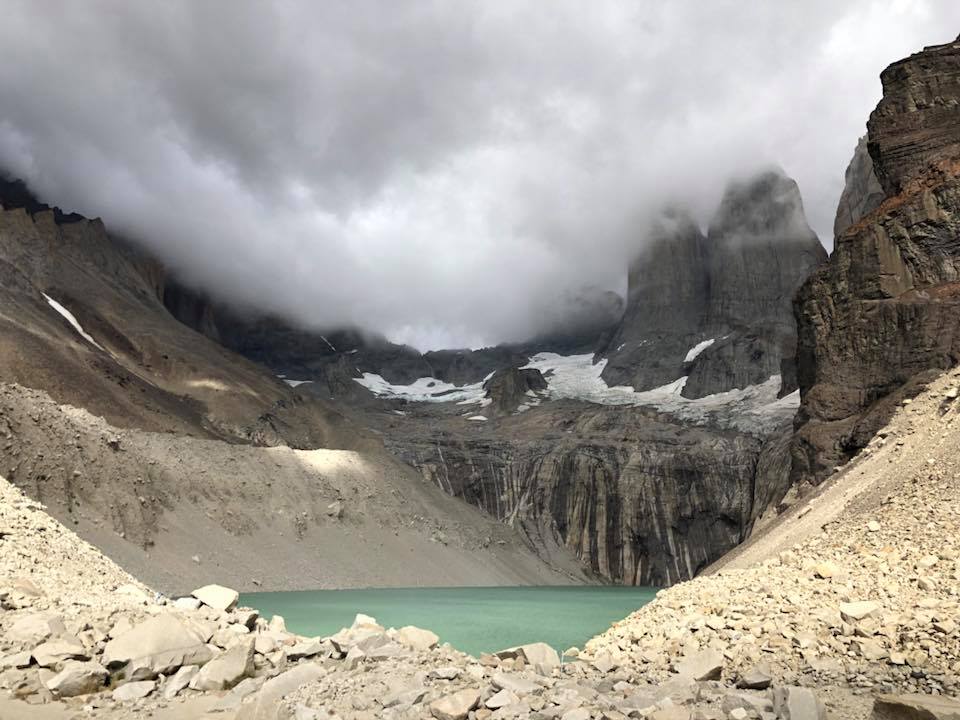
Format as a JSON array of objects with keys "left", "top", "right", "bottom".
[{"left": 1, "top": 1, "right": 958, "bottom": 348}]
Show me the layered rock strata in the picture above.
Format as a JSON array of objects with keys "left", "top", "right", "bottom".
[{"left": 793, "top": 35, "right": 960, "bottom": 482}]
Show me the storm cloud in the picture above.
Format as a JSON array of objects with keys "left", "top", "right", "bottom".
[{"left": 1, "top": 2, "right": 957, "bottom": 348}]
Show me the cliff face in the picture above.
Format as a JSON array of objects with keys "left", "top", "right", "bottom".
[
  {"left": 602, "top": 170, "right": 826, "bottom": 399},
  {"left": 792, "top": 36, "right": 960, "bottom": 483},
  {"left": 378, "top": 403, "right": 793, "bottom": 586},
  {"left": 834, "top": 136, "right": 885, "bottom": 237}
]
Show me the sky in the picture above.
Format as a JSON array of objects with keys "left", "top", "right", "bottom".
[{"left": 1, "top": 2, "right": 958, "bottom": 349}]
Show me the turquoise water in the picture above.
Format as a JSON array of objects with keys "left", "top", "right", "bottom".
[{"left": 242, "top": 586, "right": 656, "bottom": 657}]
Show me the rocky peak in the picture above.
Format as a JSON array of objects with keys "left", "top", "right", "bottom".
[
  {"left": 867, "top": 36, "right": 960, "bottom": 195},
  {"left": 792, "top": 39, "right": 960, "bottom": 483},
  {"left": 705, "top": 168, "right": 824, "bottom": 331},
  {"left": 834, "top": 136, "right": 885, "bottom": 237},
  {"left": 601, "top": 170, "right": 825, "bottom": 399}
]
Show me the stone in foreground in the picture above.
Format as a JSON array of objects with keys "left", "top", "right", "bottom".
[
  {"left": 737, "top": 665, "right": 773, "bottom": 690},
  {"left": 773, "top": 686, "right": 827, "bottom": 720},
  {"left": 190, "top": 639, "right": 255, "bottom": 691},
  {"left": 872, "top": 694, "right": 960, "bottom": 720},
  {"left": 192, "top": 583, "right": 240, "bottom": 611},
  {"left": 840, "top": 600, "right": 880, "bottom": 623},
  {"left": 674, "top": 650, "right": 724, "bottom": 681},
  {"left": 113, "top": 680, "right": 156, "bottom": 702},
  {"left": 430, "top": 688, "right": 481, "bottom": 720},
  {"left": 398, "top": 625, "right": 439, "bottom": 651},
  {"left": 102, "top": 614, "right": 213, "bottom": 679},
  {"left": 495, "top": 642, "right": 561, "bottom": 671},
  {"left": 235, "top": 664, "right": 325, "bottom": 720},
  {"left": 44, "top": 660, "right": 108, "bottom": 697}
]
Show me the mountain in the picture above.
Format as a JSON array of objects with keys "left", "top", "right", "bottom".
[
  {"left": 159, "top": 169, "right": 822, "bottom": 586},
  {"left": 0, "top": 178, "right": 588, "bottom": 593},
  {"left": 600, "top": 169, "right": 827, "bottom": 400},
  {"left": 792, "top": 34, "right": 960, "bottom": 483}
]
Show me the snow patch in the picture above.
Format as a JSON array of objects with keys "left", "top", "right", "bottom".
[
  {"left": 684, "top": 338, "right": 715, "bottom": 362},
  {"left": 354, "top": 372, "right": 493, "bottom": 404},
  {"left": 42, "top": 294, "right": 105, "bottom": 351},
  {"left": 284, "top": 379, "right": 313, "bottom": 388},
  {"left": 319, "top": 335, "right": 337, "bottom": 352},
  {"left": 467, "top": 415, "right": 488, "bottom": 421}
]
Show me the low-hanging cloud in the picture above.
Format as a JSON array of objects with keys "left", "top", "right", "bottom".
[{"left": 1, "top": 1, "right": 958, "bottom": 349}]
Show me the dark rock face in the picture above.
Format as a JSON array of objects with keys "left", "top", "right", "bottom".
[
  {"left": 482, "top": 367, "right": 547, "bottom": 414},
  {"left": 601, "top": 209, "right": 711, "bottom": 391},
  {"left": 867, "top": 38, "right": 960, "bottom": 196},
  {"left": 383, "top": 404, "right": 793, "bottom": 586},
  {"left": 834, "top": 136, "right": 885, "bottom": 237},
  {"left": 792, "top": 36, "right": 960, "bottom": 483},
  {"left": 602, "top": 170, "right": 826, "bottom": 399}
]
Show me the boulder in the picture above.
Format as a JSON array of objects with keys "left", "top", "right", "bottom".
[
  {"left": 102, "top": 613, "right": 214, "bottom": 680},
  {"left": 287, "top": 638, "right": 326, "bottom": 660},
  {"left": 192, "top": 584, "right": 240, "bottom": 611},
  {"left": 674, "top": 650, "right": 724, "bottom": 681},
  {"left": 235, "top": 664, "right": 327, "bottom": 720},
  {"left": 873, "top": 694, "right": 960, "bottom": 720},
  {"left": 495, "top": 642, "right": 561, "bottom": 670},
  {"left": 397, "top": 625, "right": 439, "bottom": 651},
  {"left": 162, "top": 665, "right": 199, "bottom": 699},
  {"left": 773, "top": 686, "right": 827, "bottom": 720},
  {"left": 491, "top": 672, "right": 541, "bottom": 695},
  {"left": 173, "top": 596, "right": 202, "bottom": 611},
  {"left": 840, "top": 601, "right": 881, "bottom": 623},
  {"left": 189, "top": 638, "right": 255, "bottom": 691},
  {"left": 737, "top": 665, "right": 773, "bottom": 690},
  {"left": 7, "top": 612, "right": 65, "bottom": 643},
  {"left": 430, "top": 688, "right": 481, "bottom": 720},
  {"left": 486, "top": 689, "right": 519, "bottom": 709},
  {"left": 428, "top": 666, "right": 461, "bottom": 680},
  {"left": 31, "top": 637, "right": 88, "bottom": 668},
  {"left": 113, "top": 680, "right": 156, "bottom": 702},
  {"left": 44, "top": 660, "right": 108, "bottom": 697}
]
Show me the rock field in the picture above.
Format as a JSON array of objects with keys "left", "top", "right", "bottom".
[{"left": 5, "top": 364, "right": 960, "bottom": 718}]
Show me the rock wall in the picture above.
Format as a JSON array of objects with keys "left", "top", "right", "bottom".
[
  {"left": 792, "top": 36, "right": 960, "bottom": 483},
  {"left": 601, "top": 169, "right": 826, "bottom": 399},
  {"left": 383, "top": 404, "right": 793, "bottom": 586}
]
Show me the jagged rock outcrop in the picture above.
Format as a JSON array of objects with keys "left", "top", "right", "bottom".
[
  {"left": 792, "top": 36, "right": 960, "bottom": 483},
  {"left": 482, "top": 368, "right": 547, "bottom": 414},
  {"left": 866, "top": 36, "right": 960, "bottom": 196},
  {"left": 834, "top": 136, "right": 885, "bottom": 237},
  {"left": 602, "top": 170, "right": 826, "bottom": 399}
]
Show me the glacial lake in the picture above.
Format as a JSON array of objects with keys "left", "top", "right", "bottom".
[{"left": 242, "top": 586, "right": 657, "bottom": 657}]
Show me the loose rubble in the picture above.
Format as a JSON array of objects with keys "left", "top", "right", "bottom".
[{"left": 6, "top": 378, "right": 960, "bottom": 719}]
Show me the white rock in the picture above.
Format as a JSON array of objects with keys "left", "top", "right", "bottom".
[
  {"left": 113, "top": 679, "right": 156, "bottom": 702},
  {"left": 102, "top": 613, "right": 213, "bottom": 680},
  {"left": 162, "top": 665, "right": 199, "bottom": 699},
  {"left": 31, "top": 637, "right": 88, "bottom": 668},
  {"left": 398, "top": 625, "right": 439, "bottom": 651},
  {"left": 191, "top": 584, "right": 240, "bottom": 611},
  {"left": 44, "top": 660, "right": 108, "bottom": 697},
  {"left": 173, "top": 596, "right": 203, "bottom": 611},
  {"left": 190, "top": 638, "right": 255, "bottom": 691},
  {"left": 429, "top": 688, "right": 480, "bottom": 720}
]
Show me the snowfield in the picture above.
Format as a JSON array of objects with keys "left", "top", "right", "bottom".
[
  {"left": 352, "top": 351, "right": 798, "bottom": 433},
  {"left": 354, "top": 372, "right": 494, "bottom": 405}
]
